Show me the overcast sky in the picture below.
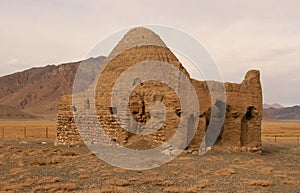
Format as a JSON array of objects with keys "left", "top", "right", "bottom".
[{"left": 0, "top": 0, "right": 299, "bottom": 106}]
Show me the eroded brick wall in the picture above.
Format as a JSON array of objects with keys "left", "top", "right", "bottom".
[{"left": 55, "top": 27, "right": 262, "bottom": 152}]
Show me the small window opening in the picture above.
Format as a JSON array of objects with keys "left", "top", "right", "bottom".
[
  {"left": 245, "top": 106, "right": 254, "bottom": 120},
  {"left": 109, "top": 107, "right": 117, "bottom": 114},
  {"left": 72, "top": 106, "right": 77, "bottom": 112}
]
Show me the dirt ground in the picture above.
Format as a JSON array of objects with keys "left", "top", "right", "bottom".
[{"left": 0, "top": 139, "right": 299, "bottom": 193}]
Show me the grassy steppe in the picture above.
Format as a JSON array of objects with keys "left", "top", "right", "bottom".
[
  {"left": 0, "top": 120, "right": 56, "bottom": 138},
  {"left": 262, "top": 120, "right": 300, "bottom": 143},
  {"left": 0, "top": 120, "right": 299, "bottom": 142}
]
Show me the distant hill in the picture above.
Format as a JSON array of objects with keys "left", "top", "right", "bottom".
[
  {"left": 263, "top": 105, "right": 300, "bottom": 120},
  {"left": 0, "top": 56, "right": 105, "bottom": 119},
  {"left": 0, "top": 105, "right": 42, "bottom": 120},
  {"left": 1, "top": 58, "right": 298, "bottom": 122},
  {"left": 263, "top": 103, "right": 285, "bottom": 109}
]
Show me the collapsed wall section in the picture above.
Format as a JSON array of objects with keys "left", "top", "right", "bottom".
[{"left": 55, "top": 70, "right": 262, "bottom": 151}]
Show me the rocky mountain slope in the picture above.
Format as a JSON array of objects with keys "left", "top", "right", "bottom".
[
  {"left": 0, "top": 56, "right": 105, "bottom": 119},
  {"left": 0, "top": 105, "right": 42, "bottom": 120},
  {"left": 1, "top": 54, "right": 298, "bottom": 121}
]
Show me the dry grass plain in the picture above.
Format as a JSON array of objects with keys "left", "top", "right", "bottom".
[
  {"left": 262, "top": 120, "right": 300, "bottom": 143},
  {"left": 0, "top": 120, "right": 299, "bottom": 192},
  {"left": 1, "top": 120, "right": 299, "bottom": 143},
  {"left": 0, "top": 120, "right": 56, "bottom": 138}
]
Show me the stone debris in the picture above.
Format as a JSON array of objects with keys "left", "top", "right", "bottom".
[{"left": 19, "top": 140, "right": 28, "bottom": 145}]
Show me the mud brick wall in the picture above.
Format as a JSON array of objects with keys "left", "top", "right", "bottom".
[
  {"left": 55, "top": 27, "right": 262, "bottom": 152},
  {"left": 55, "top": 95, "right": 82, "bottom": 146}
]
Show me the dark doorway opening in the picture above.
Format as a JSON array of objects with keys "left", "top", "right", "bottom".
[{"left": 241, "top": 106, "right": 254, "bottom": 146}]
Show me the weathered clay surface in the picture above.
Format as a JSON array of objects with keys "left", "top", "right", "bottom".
[{"left": 55, "top": 27, "right": 262, "bottom": 152}]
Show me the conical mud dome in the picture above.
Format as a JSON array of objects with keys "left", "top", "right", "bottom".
[
  {"left": 107, "top": 27, "right": 167, "bottom": 61},
  {"left": 95, "top": 27, "right": 191, "bottom": 149}
]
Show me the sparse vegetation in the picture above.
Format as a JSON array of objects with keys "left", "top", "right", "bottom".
[
  {"left": 0, "top": 138, "right": 299, "bottom": 192},
  {"left": 247, "top": 179, "right": 273, "bottom": 187},
  {"left": 214, "top": 168, "right": 235, "bottom": 176},
  {"left": 0, "top": 120, "right": 299, "bottom": 192}
]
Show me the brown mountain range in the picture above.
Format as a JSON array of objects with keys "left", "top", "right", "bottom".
[
  {"left": 0, "top": 56, "right": 105, "bottom": 119},
  {"left": 0, "top": 104, "right": 42, "bottom": 120},
  {"left": 263, "top": 105, "right": 300, "bottom": 120},
  {"left": 1, "top": 55, "right": 298, "bottom": 121}
]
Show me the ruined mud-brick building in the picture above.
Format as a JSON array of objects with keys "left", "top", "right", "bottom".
[{"left": 55, "top": 27, "right": 262, "bottom": 152}]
